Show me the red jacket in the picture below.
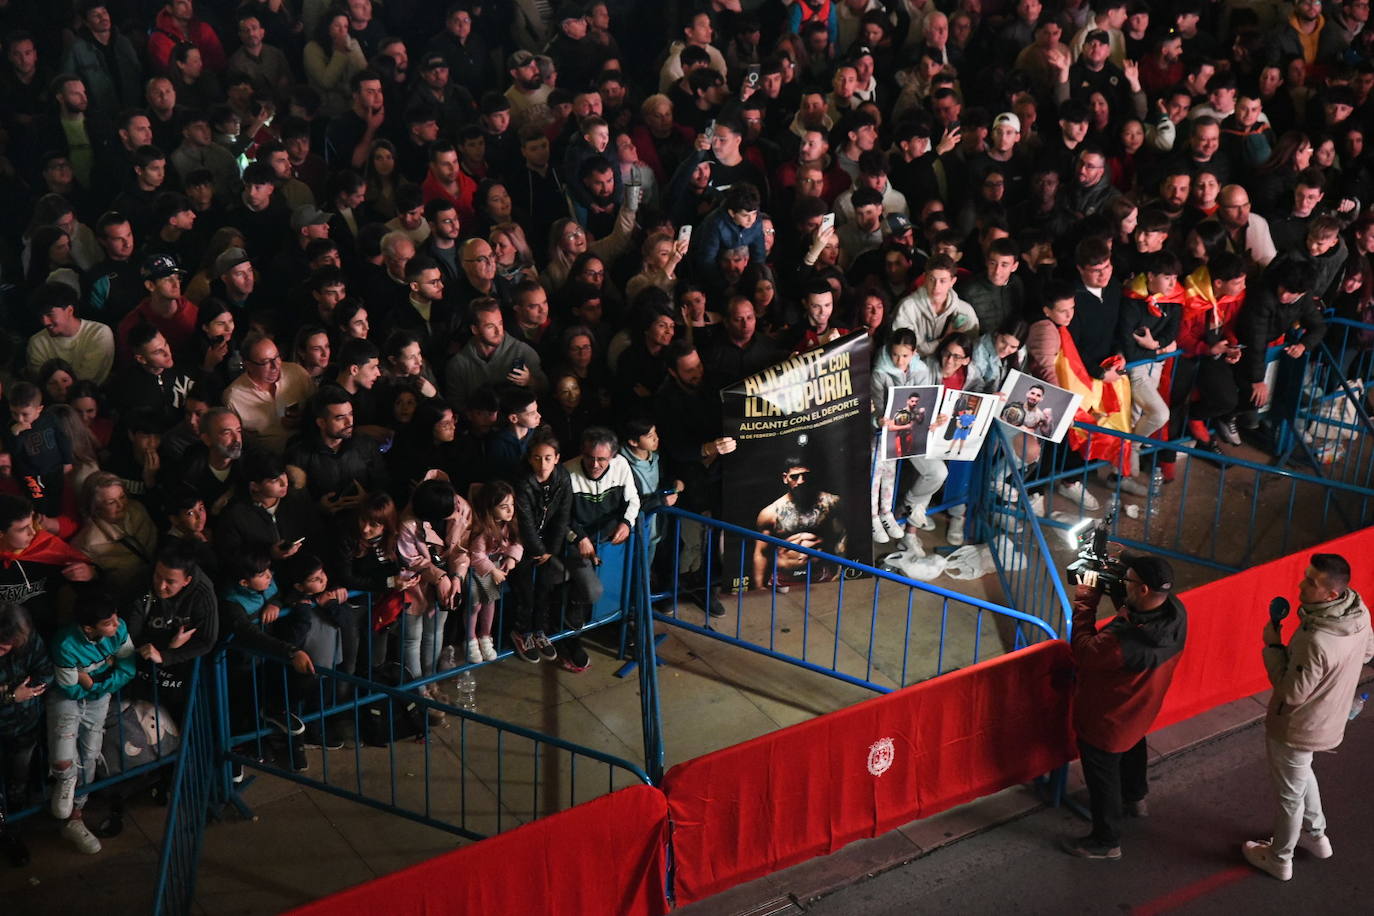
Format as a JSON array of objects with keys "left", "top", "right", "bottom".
[
  {"left": 1179, "top": 264, "right": 1245, "bottom": 357},
  {"left": 147, "top": 8, "right": 227, "bottom": 74},
  {"left": 1071, "top": 586, "right": 1187, "bottom": 752}
]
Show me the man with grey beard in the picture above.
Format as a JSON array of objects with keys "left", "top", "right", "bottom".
[{"left": 165, "top": 408, "right": 244, "bottom": 517}]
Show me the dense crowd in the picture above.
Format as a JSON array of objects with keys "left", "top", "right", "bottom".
[{"left": 0, "top": 0, "right": 1365, "bottom": 866}]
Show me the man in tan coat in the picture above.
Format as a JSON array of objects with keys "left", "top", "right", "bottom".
[{"left": 1244, "top": 553, "right": 1374, "bottom": 880}]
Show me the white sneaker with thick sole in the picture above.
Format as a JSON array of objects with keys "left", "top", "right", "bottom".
[
  {"left": 1243, "top": 839, "right": 1292, "bottom": 880},
  {"left": 1298, "top": 832, "right": 1333, "bottom": 859},
  {"left": 478, "top": 636, "right": 497, "bottom": 661},
  {"left": 871, "top": 517, "right": 891, "bottom": 544},
  {"left": 465, "top": 639, "right": 483, "bottom": 664},
  {"left": 947, "top": 516, "right": 965, "bottom": 546},
  {"left": 880, "top": 514, "right": 904, "bottom": 540},
  {"left": 907, "top": 509, "right": 937, "bottom": 531},
  {"left": 1056, "top": 481, "right": 1101, "bottom": 512},
  {"left": 61, "top": 818, "right": 101, "bottom": 855},
  {"left": 50, "top": 768, "right": 77, "bottom": 820}
]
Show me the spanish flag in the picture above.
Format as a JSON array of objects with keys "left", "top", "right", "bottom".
[{"left": 1054, "top": 326, "right": 1133, "bottom": 469}]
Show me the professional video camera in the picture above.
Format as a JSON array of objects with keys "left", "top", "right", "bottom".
[{"left": 1066, "top": 501, "right": 1126, "bottom": 602}]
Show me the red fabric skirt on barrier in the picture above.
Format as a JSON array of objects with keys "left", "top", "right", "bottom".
[
  {"left": 1151, "top": 526, "right": 1374, "bottom": 730},
  {"left": 287, "top": 784, "right": 670, "bottom": 916},
  {"left": 662, "top": 640, "right": 1076, "bottom": 905}
]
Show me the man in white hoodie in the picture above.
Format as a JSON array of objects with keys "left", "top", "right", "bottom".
[
  {"left": 892, "top": 253, "right": 980, "bottom": 357},
  {"left": 1243, "top": 553, "right": 1374, "bottom": 881}
]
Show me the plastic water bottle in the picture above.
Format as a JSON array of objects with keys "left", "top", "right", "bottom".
[
  {"left": 1145, "top": 467, "right": 1164, "bottom": 521},
  {"left": 1350, "top": 692, "right": 1368, "bottom": 721},
  {"left": 454, "top": 670, "right": 477, "bottom": 712}
]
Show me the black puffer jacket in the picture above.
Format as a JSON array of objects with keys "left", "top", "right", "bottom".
[{"left": 514, "top": 464, "right": 572, "bottom": 557}]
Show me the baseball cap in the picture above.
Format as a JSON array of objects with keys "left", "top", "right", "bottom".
[
  {"left": 1122, "top": 552, "right": 1174, "bottom": 592},
  {"left": 1084, "top": 29, "right": 1111, "bottom": 46},
  {"left": 992, "top": 112, "right": 1022, "bottom": 133},
  {"left": 884, "top": 213, "right": 914, "bottom": 235},
  {"left": 420, "top": 52, "right": 447, "bottom": 71},
  {"left": 213, "top": 246, "right": 251, "bottom": 276},
  {"left": 142, "top": 253, "right": 182, "bottom": 281},
  {"left": 291, "top": 204, "right": 333, "bottom": 231},
  {"left": 508, "top": 49, "right": 536, "bottom": 70}
]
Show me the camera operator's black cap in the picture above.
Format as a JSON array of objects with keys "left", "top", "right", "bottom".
[{"left": 1123, "top": 553, "right": 1173, "bottom": 591}]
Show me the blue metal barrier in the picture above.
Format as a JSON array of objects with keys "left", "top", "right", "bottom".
[
  {"left": 1285, "top": 326, "right": 1374, "bottom": 489},
  {"left": 214, "top": 643, "right": 651, "bottom": 841},
  {"left": 153, "top": 658, "right": 214, "bottom": 916},
  {"left": 974, "top": 425, "right": 1075, "bottom": 638},
  {"left": 651, "top": 505, "right": 1059, "bottom": 694},
  {"left": 1023, "top": 421, "right": 1374, "bottom": 574}
]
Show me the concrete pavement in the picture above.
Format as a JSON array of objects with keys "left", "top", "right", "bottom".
[{"left": 792, "top": 701, "right": 1374, "bottom": 915}]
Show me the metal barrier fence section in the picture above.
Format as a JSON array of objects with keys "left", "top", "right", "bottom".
[
  {"left": 973, "top": 425, "right": 1075, "bottom": 638},
  {"left": 153, "top": 659, "right": 213, "bottom": 916},
  {"left": 1293, "top": 320, "right": 1374, "bottom": 489},
  {"left": 213, "top": 532, "right": 655, "bottom": 848},
  {"left": 1021, "top": 421, "right": 1374, "bottom": 574},
  {"left": 652, "top": 506, "right": 1059, "bottom": 694}
]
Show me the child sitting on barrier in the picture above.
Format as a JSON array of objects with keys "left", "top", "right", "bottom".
[
  {"left": 510, "top": 429, "right": 572, "bottom": 665},
  {"left": 466, "top": 480, "right": 524, "bottom": 663}
]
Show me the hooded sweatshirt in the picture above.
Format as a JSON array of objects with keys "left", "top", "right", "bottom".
[
  {"left": 0, "top": 530, "right": 90, "bottom": 622},
  {"left": 892, "top": 287, "right": 980, "bottom": 357},
  {"left": 124, "top": 564, "right": 220, "bottom": 666},
  {"left": 1264, "top": 588, "right": 1374, "bottom": 751}
]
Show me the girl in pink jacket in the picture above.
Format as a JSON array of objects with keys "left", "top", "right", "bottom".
[
  {"left": 397, "top": 474, "right": 471, "bottom": 694},
  {"left": 466, "top": 481, "right": 524, "bottom": 664}
]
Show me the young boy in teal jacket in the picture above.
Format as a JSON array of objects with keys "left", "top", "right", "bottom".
[{"left": 47, "top": 593, "right": 135, "bottom": 855}]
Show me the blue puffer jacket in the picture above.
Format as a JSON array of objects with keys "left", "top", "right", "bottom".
[
  {"left": 692, "top": 205, "right": 767, "bottom": 282},
  {"left": 50, "top": 620, "right": 135, "bottom": 701}
]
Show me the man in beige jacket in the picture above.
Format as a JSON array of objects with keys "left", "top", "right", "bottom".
[{"left": 1244, "top": 553, "right": 1374, "bottom": 880}]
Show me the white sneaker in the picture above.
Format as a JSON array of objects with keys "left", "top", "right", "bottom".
[
  {"left": 1242, "top": 839, "right": 1292, "bottom": 881},
  {"left": 1056, "top": 481, "right": 1101, "bottom": 512},
  {"left": 947, "top": 516, "right": 965, "bottom": 546},
  {"left": 437, "top": 645, "right": 458, "bottom": 672},
  {"left": 1298, "top": 832, "right": 1333, "bottom": 859},
  {"left": 51, "top": 768, "right": 77, "bottom": 820},
  {"left": 465, "top": 639, "right": 483, "bottom": 664},
  {"left": 871, "top": 517, "right": 891, "bottom": 544},
  {"left": 880, "top": 514, "right": 904, "bottom": 539},
  {"left": 1028, "top": 493, "right": 1046, "bottom": 516},
  {"left": 478, "top": 636, "right": 497, "bottom": 661},
  {"left": 907, "top": 508, "right": 937, "bottom": 531},
  {"left": 61, "top": 818, "right": 101, "bottom": 855},
  {"left": 897, "top": 531, "right": 926, "bottom": 554},
  {"left": 1114, "top": 475, "right": 1150, "bottom": 497}
]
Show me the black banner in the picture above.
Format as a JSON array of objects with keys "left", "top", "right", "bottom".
[{"left": 722, "top": 331, "right": 873, "bottom": 587}]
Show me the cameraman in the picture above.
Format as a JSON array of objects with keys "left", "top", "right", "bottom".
[{"left": 1064, "top": 552, "right": 1187, "bottom": 860}]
